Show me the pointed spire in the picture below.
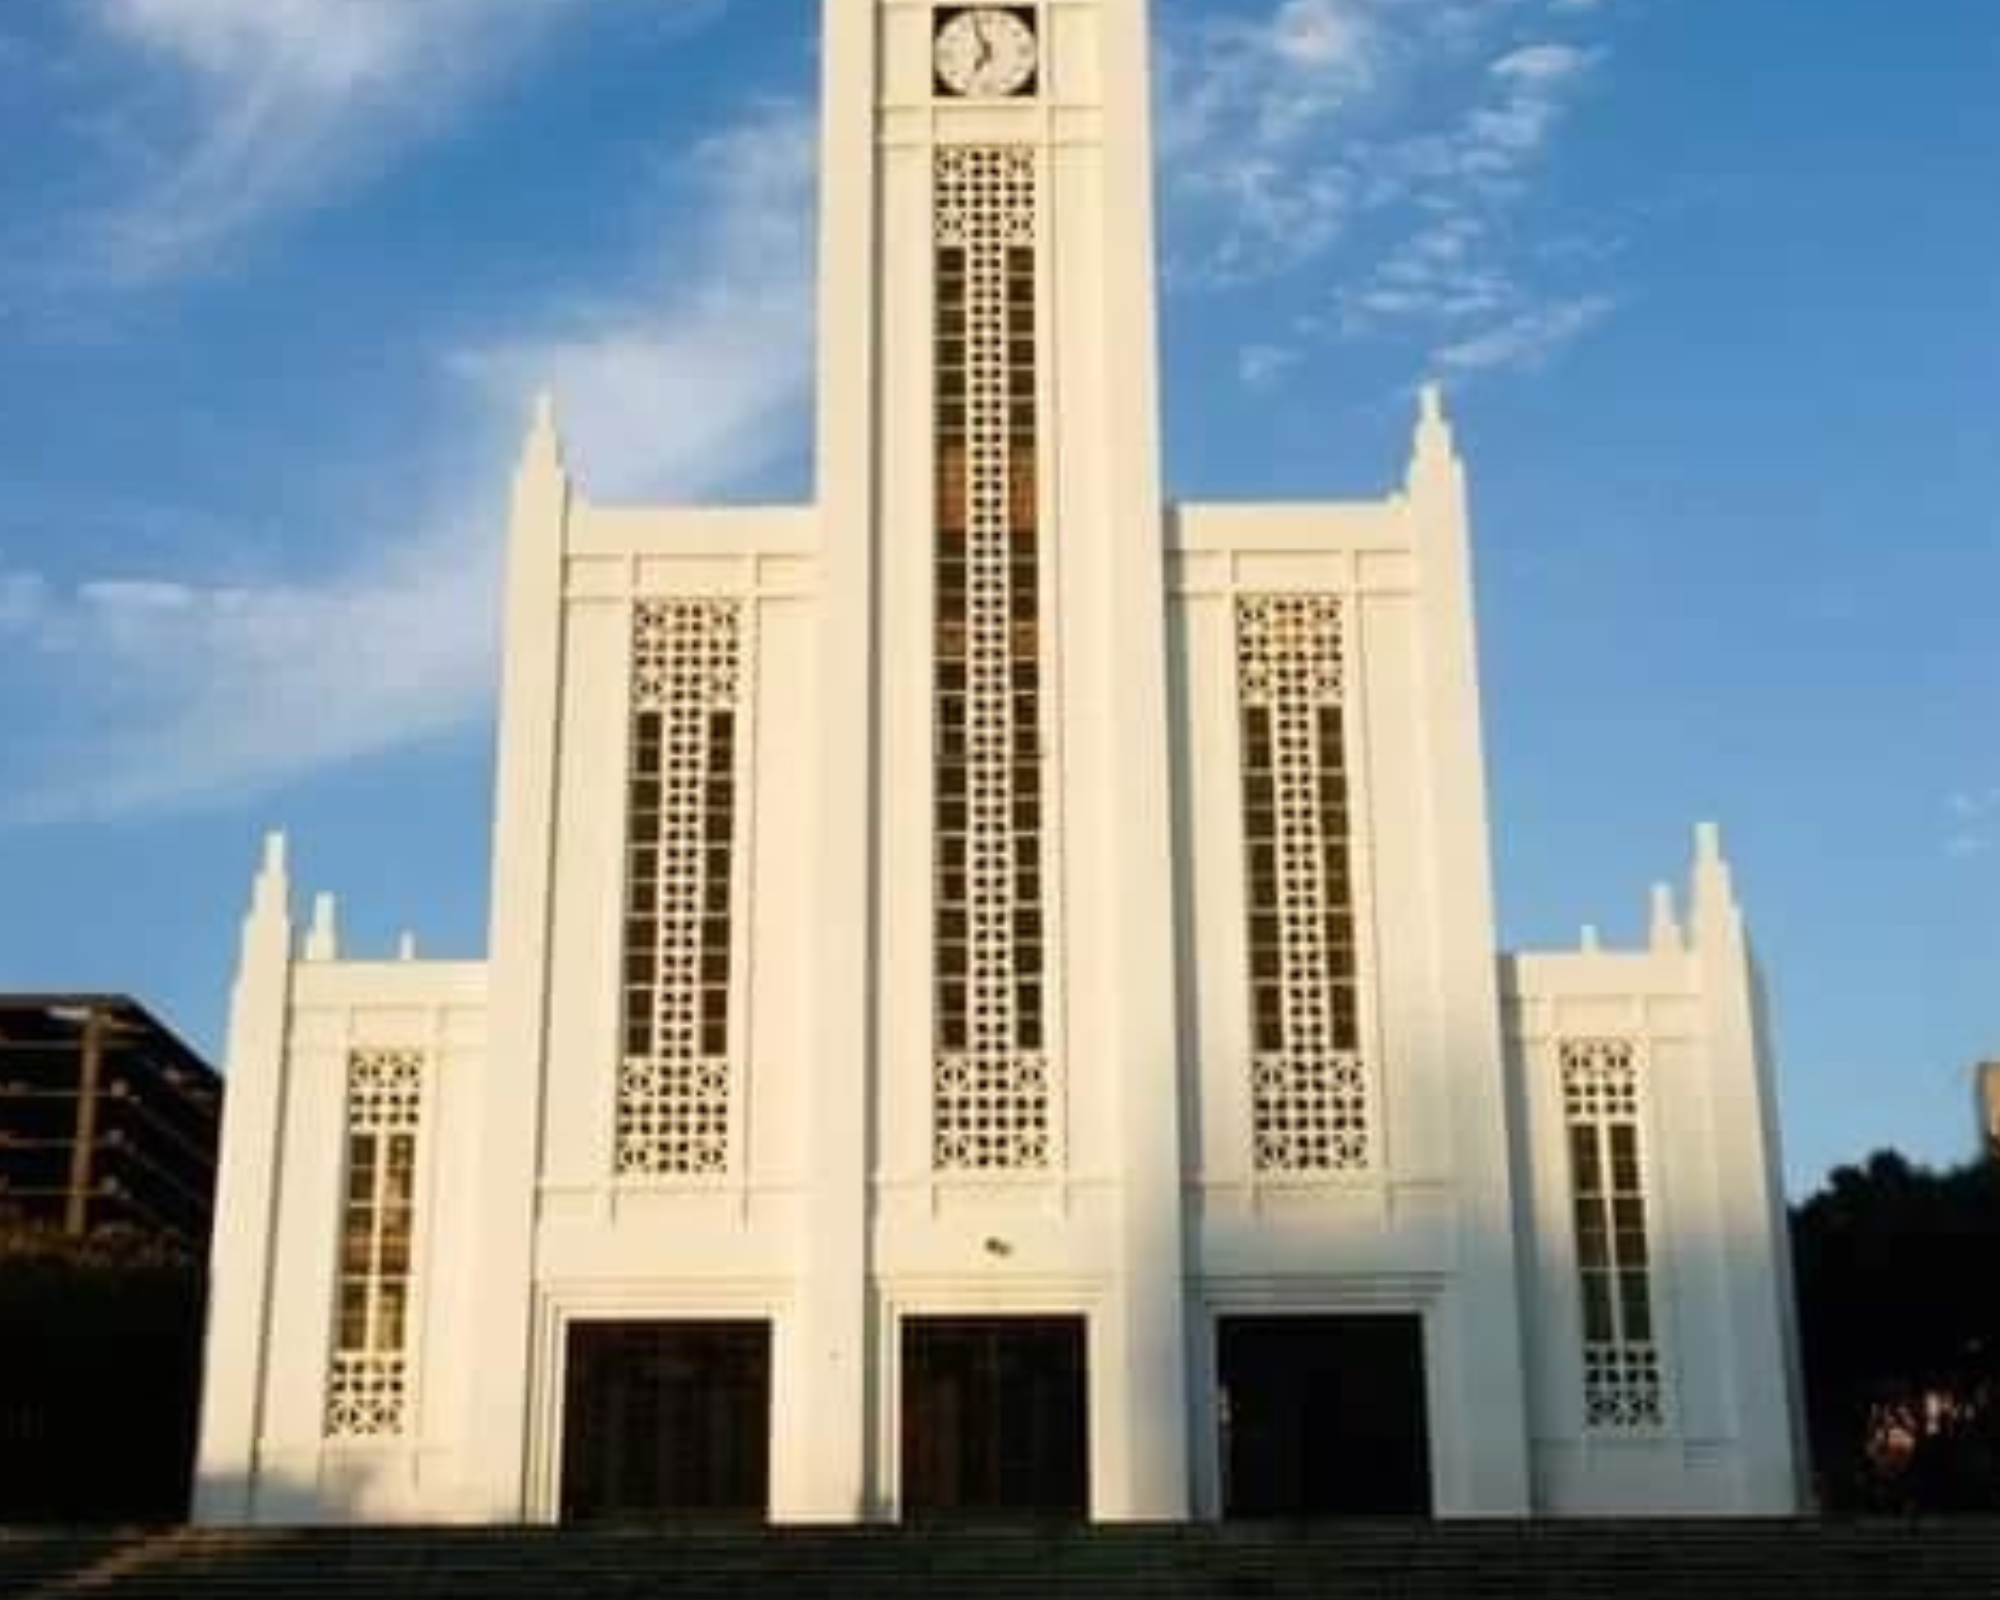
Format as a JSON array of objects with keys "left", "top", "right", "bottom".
[
  {"left": 241, "top": 830, "right": 293, "bottom": 949},
  {"left": 250, "top": 830, "right": 289, "bottom": 917},
  {"left": 521, "top": 387, "right": 566, "bottom": 477},
  {"left": 1649, "top": 882, "right": 1684, "bottom": 952},
  {"left": 1690, "top": 820, "right": 1740, "bottom": 936},
  {"left": 1406, "top": 381, "right": 1463, "bottom": 496},
  {"left": 304, "top": 892, "right": 341, "bottom": 963}
]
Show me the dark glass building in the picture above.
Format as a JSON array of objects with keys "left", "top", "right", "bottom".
[{"left": 0, "top": 995, "right": 220, "bottom": 1246}]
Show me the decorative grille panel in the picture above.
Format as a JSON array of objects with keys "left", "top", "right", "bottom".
[
  {"left": 1560, "top": 1037, "right": 1666, "bottom": 1430},
  {"left": 933, "top": 147, "right": 1054, "bottom": 1171},
  {"left": 326, "top": 1049, "right": 424, "bottom": 1440},
  {"left": 1235, "top": 595, "right": 1370, "bottom": 1173},
  {"left": 619, "top": 599, "right": 744, "bottom": 1178}
]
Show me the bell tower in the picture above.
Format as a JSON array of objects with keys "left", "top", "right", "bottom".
[{"left": 809, "top": 0, "right": 1190, "bottom": 1518}]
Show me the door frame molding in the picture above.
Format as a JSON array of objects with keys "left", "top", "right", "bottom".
[
  {"left": 527, "top": 1279, "right": 793, "bottom": 1523},
  {"left": 876, "top": 1277, "right": 1106, "bottom": 1521},
  {"left": 1191, "top": 1273, "right": 1447, "bottom": 1520}
]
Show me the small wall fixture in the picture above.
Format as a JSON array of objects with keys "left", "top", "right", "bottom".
[{"left": 982, "top": 1236, "right": 1013, "bottom": 1258}]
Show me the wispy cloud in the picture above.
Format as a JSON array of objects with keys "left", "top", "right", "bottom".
[
  {"left": 1434, "top": 291, "right": 1615, "bottom": 374},
  {"left": 1158, "top": 0, "right": 1381, "bottom": 286},
  {"left": 457, "top": 105, "right": 816, "bottom": 501},
  {"left": 1238, "top": 342, "right": 1303, "bottom": 390},
  {"left": 77, "top": 0, "right": 685, "bottom": 280},
  {"left": 1159, "top": 0, "right": 1619, "bottom": 386},
  {"left": 0, "top": 98, "right": 815, "bottom": 823},
  {"left": 1945, "top": 788, "right": 2000, "bottom": 859}
]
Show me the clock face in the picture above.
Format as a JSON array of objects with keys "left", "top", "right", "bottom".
[{"left": 935, "top": 7, "right": 1038, "bottom": 99}]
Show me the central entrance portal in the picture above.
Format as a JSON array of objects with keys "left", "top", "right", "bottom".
[
  {"left": 560, "top": 1321, "right": 770, "bottom": 1522},
  {"left": 1218, "top": 1314, "right": 1432, "bottom": 1517},
  {"left": 900, "top": 1316, "right": 1089, "bottom": 1520}
]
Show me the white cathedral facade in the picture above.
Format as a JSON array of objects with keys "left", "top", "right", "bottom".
[{"left": 195, "top": 0, "right": 1807, "bottom": 1524}]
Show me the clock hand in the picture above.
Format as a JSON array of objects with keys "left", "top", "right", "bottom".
[{"left": 973, "top": 14, "right": 993, "bottom": 69}]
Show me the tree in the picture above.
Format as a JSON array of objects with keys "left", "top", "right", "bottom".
[
  {"left": 1791, "top": 1149, "right": 2000, "bottom": 1510},
  {"left": 0, "top": 1222, "right": 207, "bottom": 1522}
]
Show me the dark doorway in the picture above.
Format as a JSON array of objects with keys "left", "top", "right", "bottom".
[
  {"left": 1218, "top": 1314, "right": 1432, "bottom": 1517},
  {"left": 901, "top": 1315, "right": 1089, "bottom": 1519},
  {"left": 560, "top": 1321, "right": 770, "bottom": 1522}
]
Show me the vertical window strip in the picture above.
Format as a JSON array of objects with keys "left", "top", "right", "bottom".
[
  {"left": 1561, "top": 1038, "right": 1666, "bottom": 1430},
  {"left": 933, "top": 146, "right": 1053, "bottom": 1171},
  {"left": 325, "top": 1049, "right": 424, "bottom": 1440},
  {"left": 618, "top": 599, "right": 743, "bottom": 1178},
  {"left": 1235, "top": 595, "right": 1370, "bottom": 1174}
]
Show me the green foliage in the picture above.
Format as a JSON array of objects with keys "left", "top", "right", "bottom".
[
  {"left": 1791, "top": 1149, "right": 2000, "bottom": 1511},
  {"left": 0, "top": 1221, "right": 206, "bottom": 1523}
]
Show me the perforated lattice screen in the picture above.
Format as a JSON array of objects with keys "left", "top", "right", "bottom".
[
  {"left": 1560, "top": 1038, "right": 1666, "bottom": 1430},
  {"left": 1235, "top": 595, "right": 1370, "bottom": 1174},
  {"left": 619, "top": 599, "right": 743, "bottom": 1178},
  {"left": 326, "top": 1049, "right": 424, "bottom": 1439},
  {"left": 932, "top": 147, "right": 1054, "bottom": 1171}
]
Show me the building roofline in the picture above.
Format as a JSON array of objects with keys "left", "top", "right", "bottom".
[{"left": 0, "top": 994, "right": 219, "bottom": 1086}]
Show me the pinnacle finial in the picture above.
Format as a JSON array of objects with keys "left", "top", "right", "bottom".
[
  {"left": 1408, "top": 379, "right": 1460, "bottom": 490},
  {"left": 304, "top": 891, "right": 341, "bottom": 963},
  {"left": 1649, "top": 882, "right": 1684, "bottom": 952},
  {"left": 1690, "top": 820, "right": 1739, "bottom": 931},
  {"left": 1420, "top": 381, "right": 1447, "bottom": 428},
  {"left": 522, "top": 387, "right": 566, "bottom": 473},
  {"left": 245, "top": 829, "right": 293, "bottom": 935}
]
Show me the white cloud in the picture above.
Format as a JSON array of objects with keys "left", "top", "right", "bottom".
[
  {"left": 2, "top": 525, "right": 501, "bottom": 823},
  {"left": 0, "top": 98, "right": 814, "bottom": 822},
  {"left": 1433, "top": 292, "right": 1615, "bottom": 374},
  {"left": 1158, "top": 0, "right": 1383, "bottom": 284},
  {"left": 1238, "top": 342, "right": 1302, "bottom": 389},
  {"left": 0, "top": 572, "right": 49, "bottom": 629},
  {"left": 1158, "top": 4, "right": 1621, "bottom": 384},
  {"left": 1945, "top": 788, "right": 2000, "bottom": 859},
  {"left": 1161, "top": 0, "right": 1616, "bottom": 388},
  {"left": 458, "top": 105, "right": 816, "bottom": 500},
  {"left": 1267, "top": 0, "right": 1375, "bottom": 76},
  {"left": 1491, "top": 42, "right": 1596, "bottom": 86},
  {"left": 82, "top": 0, "right": 614, "bottom": 279}
]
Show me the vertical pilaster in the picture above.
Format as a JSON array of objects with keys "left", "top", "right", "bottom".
[
  {"left": 194, "top": 832, "right": 295, "bottom": 1523},
  {"left": 1405, "top": 390, "right": 1532, "bottom": 1512},
  {"left": 1096, "top": 0, "right": 1191, "bottom": 1520},
  {"left": 461, "top": 395, "right": 571, "bottom": 1517},
  {"left": 790, "top": 0, "right": 878, "bottom": 1521},
  {"left": 1688, "top": 824, "right": 1806, "bottom": 1510}
]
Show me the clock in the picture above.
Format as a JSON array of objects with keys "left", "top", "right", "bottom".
[{"left": 935, "top": 7, "right": 1038, "bottom": 99}]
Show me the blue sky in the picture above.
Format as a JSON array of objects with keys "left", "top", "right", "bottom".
[{"left": 0, "top": 0, "right": 1994, "bottom": 1194}]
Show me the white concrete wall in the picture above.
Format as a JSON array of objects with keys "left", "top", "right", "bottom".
[
  {"left": 195, "top": 899, "right": 490, "bottom": 1524},
  {"left": 522, "top": 501, "right": 823, "bottom": 1522},
  {"left": 1502, "top": 831, "right": 1806, "bottom": 1514},
  {"left": 853, "top": 0, "right": 1189, "bottom": 1520},
  {"left": 1164, "top": 401, "right": 1533, "bottom": 1517},
  {"left": 196, "top": 0, "right": 1804, "bottom": 1528}
]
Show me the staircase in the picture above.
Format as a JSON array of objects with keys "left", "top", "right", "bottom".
[{"left": 5, "top": 1522, "right": 1998, "bottom": 1600}]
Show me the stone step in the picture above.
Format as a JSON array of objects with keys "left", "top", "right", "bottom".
[{"left": 6, "top": 1523, "right": 1998, "bottom": 1600}]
